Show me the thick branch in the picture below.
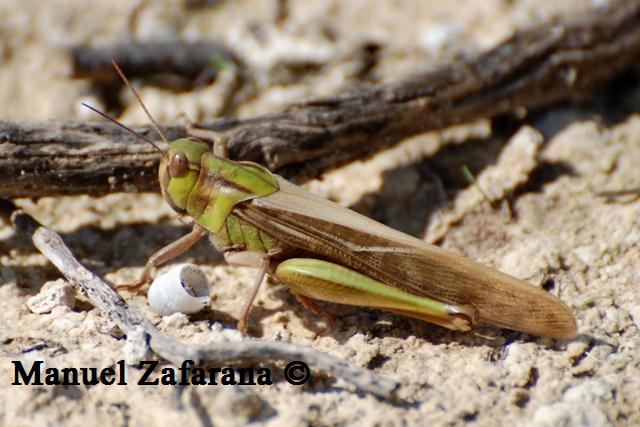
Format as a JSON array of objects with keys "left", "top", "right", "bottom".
[{"left": 1, "top": 0, "right": 639, "bottom": 198}]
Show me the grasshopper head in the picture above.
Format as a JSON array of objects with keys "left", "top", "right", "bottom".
[{"left": 159, "top": 138, "right": 209, "bottom": 212}]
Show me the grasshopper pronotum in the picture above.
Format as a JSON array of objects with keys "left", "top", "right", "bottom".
[{"left": 85, "top": 62, "right": 576, "bottom": 339}]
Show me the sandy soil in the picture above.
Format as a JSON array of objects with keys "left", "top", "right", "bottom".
[{"left": 1, "top": 1, "right": 639, "bottom": 426}]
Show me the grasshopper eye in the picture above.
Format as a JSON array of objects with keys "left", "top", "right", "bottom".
[{"left": 169, "top": 152, "right": 189, "bottom": 177}]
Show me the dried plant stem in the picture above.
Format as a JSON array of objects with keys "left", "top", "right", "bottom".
[{"left": 0, "top": 198, "right": 399, "bottom": 398}]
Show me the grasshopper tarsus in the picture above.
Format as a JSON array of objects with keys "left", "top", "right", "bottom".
[
  {"left": 114, "top": 278, "right": 150, "bottom": 293},
  {"left": 237, "top": 318, "right": 249, "bottom": 335},
  {"left": 294, "top": 293, "right": 336, "bottom": 324},
  {"left": 114, "top": 264, "right": 153, "bottom": 293},
  {"left": 292, "top": 293, "right": 337, "bottom": 339}
]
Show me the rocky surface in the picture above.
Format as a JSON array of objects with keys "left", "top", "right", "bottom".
[{"left": 1, "top": 1, "right": 638, "bottom": 426}]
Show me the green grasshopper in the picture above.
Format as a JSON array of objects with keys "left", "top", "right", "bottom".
[{"left": 86, "top": 63, "right": 577, "bottom": 339}]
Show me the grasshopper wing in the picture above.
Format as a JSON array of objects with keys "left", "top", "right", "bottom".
[{"left": 237, "top": 177, "right": 576, "bottom": 339}]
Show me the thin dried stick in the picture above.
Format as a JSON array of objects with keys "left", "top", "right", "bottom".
[
  {"left": 0, "top": 198, "right": 399, "bottom": 398},
  {"left": 69, "top": 41, "right": 238, "bottom": 86}
]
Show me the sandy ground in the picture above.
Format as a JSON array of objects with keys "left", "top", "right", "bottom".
[{"left": 1, "top": 1, "right": 639, "bottom": 426}]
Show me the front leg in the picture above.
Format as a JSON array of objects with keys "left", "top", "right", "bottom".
[{"left": 117, "top": 224, "right": 208, "bottom": 291}]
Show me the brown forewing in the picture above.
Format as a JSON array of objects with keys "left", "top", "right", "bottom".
[{"left": 235, "top": 177, "right": 576, "bottom": 339}]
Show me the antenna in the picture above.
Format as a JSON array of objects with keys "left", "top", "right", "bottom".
[
  {"left": 111, "top": 59, "right": 169, "bottom": 143},
  {"left": 81, "top": 102, "right": 163, "bottom": 152}
]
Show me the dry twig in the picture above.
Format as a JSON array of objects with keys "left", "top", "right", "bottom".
[
  {"left": 0, "top": 198, "right": 399, "bottom": 398},
  {"left": 70, "top": 41, "right": 238, "bottom": 88}
]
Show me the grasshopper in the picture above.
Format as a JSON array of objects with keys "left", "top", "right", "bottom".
[{"left": 87, "top": 63, "right": 577, "bottom": 339}]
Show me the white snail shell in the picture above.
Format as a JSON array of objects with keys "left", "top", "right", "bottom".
[{"left": 148, "top": 264, "right": 211, "bottom": 315}]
